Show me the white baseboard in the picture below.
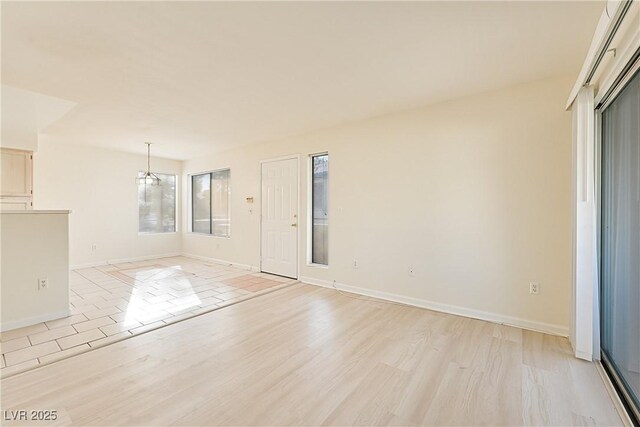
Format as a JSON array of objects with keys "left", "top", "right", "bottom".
[
  {"left": 575, "top": 350, "right": 594, "bottom": 361},
  {"left": 70, "top": 252, "right": 183, "bottom": 270},
  {"left": 71, "top": 251, "right": 258, "bottom": 272},
  {"left": 1, "top": 309, "right": 71, "bottom": 332},
  {"left": 299, "top": 276, "right": 569, "bottom": 337},
  {"left": 71, "top": 252, "right": 567, "bottom": 337},
  {"left": 181, "top": 253, "right": 259, "bottom": 272}
]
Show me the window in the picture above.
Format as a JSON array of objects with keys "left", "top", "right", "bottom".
[
  {"left": 191, "top": 169, "right": 231, "bottom": 237},
  {"left": 192, "top": 173, "right": 211, "bottom": 234},
  {"left": 311, "top": 154, "right": 328, "bottom": 265},
  {"left": 137, "top": 172, "right": 176, "bottom": 233},
  {"left": 600, "top": 69, "right": 640, "bottom": 421}
]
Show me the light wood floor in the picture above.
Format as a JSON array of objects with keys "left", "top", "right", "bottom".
[
  {"left": 0, "top": 257, "right": 294, "bottom": 377},
  {"left": 0, "top": 283, "right": 621, "bottom": 426}
]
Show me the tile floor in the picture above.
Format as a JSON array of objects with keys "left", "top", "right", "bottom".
[{"left": 0, "top": 256, "right": 296, "bottom": 377}]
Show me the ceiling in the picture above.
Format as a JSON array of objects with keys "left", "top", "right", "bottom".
[{"left": 2, "top": 1, "right": 603, "bottom": 160}]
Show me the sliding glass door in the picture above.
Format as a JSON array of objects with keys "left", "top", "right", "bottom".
[{"left": 600, "top": 67, "right": 640, "bottom": 422}]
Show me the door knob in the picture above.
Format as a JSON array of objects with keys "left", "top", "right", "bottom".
[{"left": 291, "top": 223, "right": 298, "bottom": 227}]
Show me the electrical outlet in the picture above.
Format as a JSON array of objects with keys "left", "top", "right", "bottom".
[
  {"left": 91, "top": 244, "right": 97, "bottom": 251},
  {"left": 529, "top": 282, "right": 540, "bottom": 295},
  {"left": 408, "top": 266, "right": 415, "bottom": 277},
  {"left": 352, "top": 259, "right": 359, "bottom": 269},
  {"left": 38, "top": 278, "right": 49, "bottom": 290}
]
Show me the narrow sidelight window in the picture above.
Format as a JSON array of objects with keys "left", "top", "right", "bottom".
[
  {"left": 311, "top": 154, "right": 328, "bottom": 265},
  {"left": 137, "top": 172, "right": 176, "bottom": 233},
  {"left": 191, "top": 169, "right": 231, "bottom": 237}
]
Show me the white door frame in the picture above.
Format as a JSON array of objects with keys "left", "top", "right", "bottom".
[{"left": 259, "top": 154, "right": 301, "bottom": 279}]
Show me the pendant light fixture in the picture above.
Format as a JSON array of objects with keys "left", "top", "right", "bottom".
[
  {"left": 137, "top": 142, "right": 161, "bottom": 202},
  {"left": 137, "top": 142, "right": 161, "bottom": 185}
]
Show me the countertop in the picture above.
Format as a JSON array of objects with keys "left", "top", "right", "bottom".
[{"left": 0, "top": 210, "right": 72, "bottom": 214}]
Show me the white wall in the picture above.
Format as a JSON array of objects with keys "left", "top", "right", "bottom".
[
  {"left": 1, "top": 85, "right": 39, "bottom": 151},
  {"left": 27, "top": 75, "right": 574, "bottom": 335},
  {"left": 33, "top": 142, "right": 182, "bottom": 267},
  {"left": 1, "top": 85, "right": 76, "bottom": 152},
  {"left": 182, "top": 75, "right": 574, "bottom": 335},
  {"left": 1, "top": 211, "right": 70, "bottom": 331}
]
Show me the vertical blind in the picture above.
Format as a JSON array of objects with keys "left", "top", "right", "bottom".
[{"left": 600, "top": 68, "right": 640, "bottom": 420}]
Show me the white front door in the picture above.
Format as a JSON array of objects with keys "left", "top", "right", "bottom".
[{"left": 261, "top": 157, "right": 298, "bottom": 278}]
